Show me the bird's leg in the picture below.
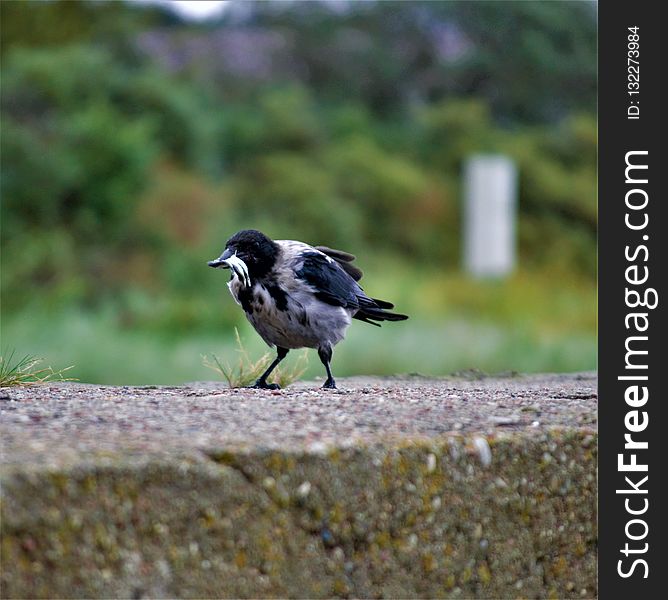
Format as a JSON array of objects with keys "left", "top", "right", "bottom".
[
  {"left": 318, "top": 344, "right": 336, "bottom": 389},
  {"left": 252, "top": 347, "right": 289, "bottom": 390}
]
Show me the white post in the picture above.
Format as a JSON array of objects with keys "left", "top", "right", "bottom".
[{"left": 463, "top": 155, "right": 518, "bottom": 278}]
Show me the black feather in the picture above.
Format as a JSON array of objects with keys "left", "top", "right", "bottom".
[
  {"left": 237, "top": 286, "right": 254, "bottom": 314},
  {"left": 369, "top": 297, "right": 394, "bottom": 309},
  {"left": 297, "top": 251, "right": 409, "bottom": 326},
  {"left": 353, "top": 308, "right": 409, "bottom": 325},
  {"left": 296, "top": 252, "right": 361, "bottom": 308},
  {"left": 315, "top": 246, "right": 363, "bottom": 281},
  {"left": 353, "top": 315, "right": 382, "bottom": 327},
  {"left": 264, "top": 282, "right": 288, "bottom": 311}
]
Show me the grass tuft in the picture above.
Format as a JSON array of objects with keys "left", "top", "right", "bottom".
[
  {"left": 0, "top": 349, "right": 75, "bottom": 387},
  {"left": 203, "top": 328, "right": 308, "bottom": 389}
]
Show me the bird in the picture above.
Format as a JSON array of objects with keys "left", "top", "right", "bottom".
[{"left": 207, "top": 229, "right": 408, "bottom": 389}]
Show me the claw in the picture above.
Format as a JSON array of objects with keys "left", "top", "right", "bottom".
[{"left": 250, "top": 381, "right": 280, "bottom": 390}]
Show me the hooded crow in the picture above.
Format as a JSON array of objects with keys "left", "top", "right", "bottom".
[{"left": 208, "top": 229, "right": 408, "bottom": 389}]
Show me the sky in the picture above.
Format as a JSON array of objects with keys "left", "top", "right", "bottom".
[
  {"left": 131, "top": 1, "right": 356, "bottom": 21},
  {"left": 132, "top": 0, "right": 229, "bottom": 21}
]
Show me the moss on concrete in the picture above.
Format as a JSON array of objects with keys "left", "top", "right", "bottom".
[{"left": 1, "top": 431, "right": 596, "bottom": 598}]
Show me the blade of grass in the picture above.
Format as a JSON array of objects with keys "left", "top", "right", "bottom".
[
  {"left": 203, "top": 328, "right": 272, "bottom": 388},
  {"left": 0, "top": 349, "right": 75, "bottom": 387},
  {"left": 203, "top": 329, "right": 308, "bottom": 389},
  {"left": 273, "top": 350, "right": 309, "bottom": 388}
]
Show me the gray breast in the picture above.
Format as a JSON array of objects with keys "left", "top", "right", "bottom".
[{"left": 244, "top": 283, "right": 353, "bottom": 350}]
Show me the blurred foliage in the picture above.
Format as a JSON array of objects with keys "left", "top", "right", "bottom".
[{"left": 0, "top": 0, "right": 596, "bottom": 381}]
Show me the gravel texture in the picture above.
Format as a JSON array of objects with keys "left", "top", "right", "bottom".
[
  {"left": 1, "top": 373, "right": 597, "bottom": 599},
  {"left": 1, "top": 373, "right": 596, "bottom": 468}
]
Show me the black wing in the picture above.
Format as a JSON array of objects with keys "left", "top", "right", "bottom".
[
  {"left": 314, "top": 246, "right": 363, "bottom": 281},
  {"left": 296, "top": 251, "right": 409, "bottom": 326},
  {"left": 296, "top": 251, "right": 362, "bottom": 309}
]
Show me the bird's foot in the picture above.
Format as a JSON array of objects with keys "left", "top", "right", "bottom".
[
  {"left": 322, "top": 378, "right": 337, "bottom": 389},
  {"left": 250, "top": 380, "right": 281, "bottom": 390}
]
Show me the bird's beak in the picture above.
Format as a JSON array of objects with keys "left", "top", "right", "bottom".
[
  {"left": 208, "top": 248, "right": 234, "bottom": 269},
  {"left": 208, "top": 249, "right": 251, "bottom": 288}
]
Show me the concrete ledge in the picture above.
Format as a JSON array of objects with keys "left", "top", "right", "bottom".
[{"left": 1, "top": 374, "right": 597, "bottom": 598}]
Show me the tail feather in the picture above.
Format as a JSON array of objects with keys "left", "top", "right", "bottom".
[
  {"left": 370, "top": 297, "right": 395, "bottom": 309},
  {"left": 354, "top": 314, "right": 382, "bottom": 327},
  {"left": 353, "top": 298, "right": 409, "bottom": 326}
]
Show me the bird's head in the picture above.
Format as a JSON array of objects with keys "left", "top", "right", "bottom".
[{"left": 207, "top": 229, "right": 279, "bottom": 286}]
